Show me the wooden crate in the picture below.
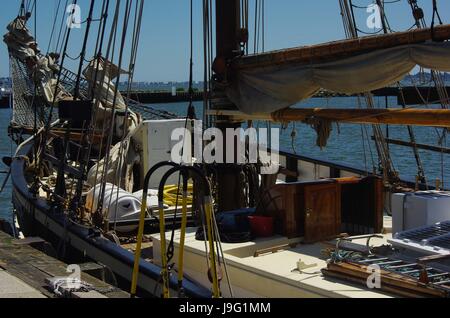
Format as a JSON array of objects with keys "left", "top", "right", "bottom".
[
  {"left": 260, "top": 177, "right": 383, "bottom": 242},
  {"left": 261, "top": 180, "right": 341, "bottom": 242}
]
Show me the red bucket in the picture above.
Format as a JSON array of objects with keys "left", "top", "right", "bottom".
[{"left": 248, "top": 216, "right": 274, "bottom": 238}]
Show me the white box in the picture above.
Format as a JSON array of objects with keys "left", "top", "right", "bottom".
[
  {"left": 392, "top": 191, "right": 450, "bottom": 235},
  {"left": 132, "top": 119, "right": 201, "bottom": 189}
]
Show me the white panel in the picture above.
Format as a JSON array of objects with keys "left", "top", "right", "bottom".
[
  {"left": 392, "top": 191, "right": 450, "bottom": 235},
  {"left": 142, "top": 119, "right": 201, "bottom": 189}
]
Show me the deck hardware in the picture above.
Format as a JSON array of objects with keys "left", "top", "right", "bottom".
[
  {"left": 360, "top": 258, "right": 389, "bottom": 263},
  {"left": 428, "top": 273, "right": 450, "bottom": 278},
  {"left": 158, "top": 166, "right": 221, "bottom": 298},
  {"left": 254, "top": 243, "right": 298, "bottom": 257},
  {"left": 374, "top": 260, "right": 403, "bottom": 266},
  {"left": 434, "top": 280, "right": 450, "bottom": 286},
  {"left": 402, "top": 268, "right": 432, "bottom": 274},
  {"left": 297, "top": 260, "right": 318, "bottom": 272},
  {"left": 387, "top": 263, "right": 418, "bottom": 269}
]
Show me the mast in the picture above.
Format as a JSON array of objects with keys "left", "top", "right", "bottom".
[{"left": 213, "top": 0, "right": 244, "bottom": 212}]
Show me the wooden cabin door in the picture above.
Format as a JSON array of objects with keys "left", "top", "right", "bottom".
[{"left": 303, "top": 183, "right": 341, "bottom": 243}]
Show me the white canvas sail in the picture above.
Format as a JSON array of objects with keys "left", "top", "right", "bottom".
[{"left": 227, "top": 42, "right": 450, "bottom": 114}]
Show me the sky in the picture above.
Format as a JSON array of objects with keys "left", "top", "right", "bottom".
[{"left": 1, "top": 0, "right": 450, "bottom": 82}]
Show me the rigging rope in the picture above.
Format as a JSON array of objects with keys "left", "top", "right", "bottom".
[
  {"left": 342, "top": 0, "right": 400, "bottom": 185},
  {"left": 46, "top": 0, "right": 62, "bottom": 54},
  {"left": 113, "top": 0, "right": 145, "bottom": 231},
  {"left": 97, "top": 0, "right": 133, "bottom": 219}
]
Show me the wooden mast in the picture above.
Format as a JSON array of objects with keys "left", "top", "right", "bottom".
[
  {"left": 213, "top": 0, "right": 244, "bottom": 212},
  {"left": 234, "top": 24, "right": 450, "bottom": 70}
]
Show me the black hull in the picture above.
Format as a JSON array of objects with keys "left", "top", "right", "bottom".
[{"left": 11, "top": 137, "right": 211, "bottom": 298}]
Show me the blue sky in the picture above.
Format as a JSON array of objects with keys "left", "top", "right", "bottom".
[{"left": 1, "top": 0, "right": 449, "bottom": 81}]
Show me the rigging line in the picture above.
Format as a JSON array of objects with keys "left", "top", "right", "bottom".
[
  {"left": 27, "top": 0, "right": 36, "bottom": 16},
  {"left": 203, "top": 0, "right": 209, "bottom": 129},
  {"left": 187, "top": 0, "right": 196, "bottom": 120},
  {"left": 80, "top": 0, "right": 110, "bottom": 214},
  {"left": 97, "top": 0, "right": 134, "bottom": 218},
  {"left": 55, "top": 0, "right": 70, "bottom": 53},
  {"left": 375, "top": 0, "right": 389, "bottom": 34},
  {"left": 33, "top": 0, "right": 37, "bottom": 48},
  {"left": 101, "top": 1, "right": 134, "bottom": 217},
  {"left": 64, "top": 52, "right": 82, "bottom": 60},
  {"left": 113, "top": 0, "right": 145, "bottom": 231},
  {"left": 47, "top": 0, "right": 62, "bottom": 54},
  {"left": 167, "top": 0, "right": 196, "bottom": 259},
  {"left": 360, "top": 124, "right": 370, "bottom": 174},
  {"left": 208, "top": 0, "right": 214, "bottom": 128},
  {"left": 211, "top": 210, "right": 234, "bottom": 297},
  {"left": 253, "top": 0, "right": 258, "bottom": 54},
  {"left": 92, "top": 0, "right": 108, "bottom": 61},
  {"left": 73, "top": 0, "right": 96, "bottom": 100},
  {"left": 344, "top": 0, "right": 399, "bottom": 183},
  {"left": 89, "top": 0, "right": 121, "bottom": 215},
  {"left": 431, "top": 0, "right": 443, "bottom": 27},
  {"left": 203, "top": 0, "right": 213, "bottom": 129},
  {"left": 18, "top": 0, "right": 25, "bottom": 17},
  {"left": 408, "top": 0, "right": 449, "bottom": 182},
  {"left": 94, "top": 0, "right": 121, "bottom": 218},
  {"left": 38, "top": 0, "right": 78, "bottom": 169},
  {"left": 398, "top": 86, "right": 428, "bottom": 186},
  {"left": 257, "top": 0, "right": 262, "bottom": 53},
  {"left": 66, "top": 121, "right": 87, "bottom": 202},
  {"left": 262, "top": 0, "right": 265, "bottom": 52},
  {"left": 57, "top": 16, "right": 69, "bottom": 56},
  {"left": 356, "top": 28, "right": 383, "bottom": 35},
  {"left": 85, "top": 0, "right": 110, "bottom": 126},
  {"left": 71, "top": 0, "right": 97, "bottom": 211}
]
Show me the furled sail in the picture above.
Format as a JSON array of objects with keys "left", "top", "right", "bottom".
[
  {"left": 3, "top": 16, "right": 36, "bottom": 62},
  {"left": 227, "top": 25, "right": 450, "bottom": 114},
  {"left": 83, "top": 57, "right": 128, "bottom": 111},
  {"left": 227, "top": 42, "right": 450, "bottom": 114},
  {"left": 4, "top": 16, "right": 72, "bottom": 106}
]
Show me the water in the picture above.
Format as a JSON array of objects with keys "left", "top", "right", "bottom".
[
  {"left": 1, "top": 97, "right": 449, "bottom": 222},
  {"left": 0, "top": 109, "right": 14, "bottom": 223},
  {"left": 151, "top": 97, "right": 450, "bottom": 185}
]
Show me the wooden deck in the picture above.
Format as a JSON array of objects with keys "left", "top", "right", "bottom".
[
  {"left": 0, "top": 231, "right": 130, "bottom": 298},
  {"left": 151, "top": 219, "right": 395, "bottom": 298}
]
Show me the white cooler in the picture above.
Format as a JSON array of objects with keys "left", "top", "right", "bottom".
[{"left": 392, "top": 191, "right": 450, "bottom": 235}]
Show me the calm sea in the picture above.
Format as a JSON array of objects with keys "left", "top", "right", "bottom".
[
  {"left": 0, "top": 109, "right": 14, "bottom": 223},
  {"left": 1, "top": 97, "right": 450, "bottom": 221}
]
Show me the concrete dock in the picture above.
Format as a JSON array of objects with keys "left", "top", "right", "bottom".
[
  {"left": 0, "top": 230, "right": 130, "bottom": 298},
  {"left": 0, "top": 270, "right": 46, "bottom": 298}
]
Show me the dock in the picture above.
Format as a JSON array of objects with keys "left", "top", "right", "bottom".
[
  {"left": 0, "top": 230, "right": 130, "bottom": 298},
  {"left": 122, "top": 86, "right": 450, "bottom": 106},
  {"left": 124, "top": 90, "right": 204, "bottom": 104}
]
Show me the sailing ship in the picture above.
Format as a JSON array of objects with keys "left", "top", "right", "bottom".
[{"left": 3, "top": 0, "right": 450, "bottom": 297}]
